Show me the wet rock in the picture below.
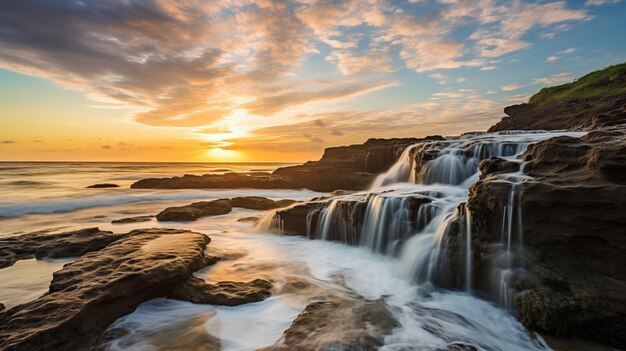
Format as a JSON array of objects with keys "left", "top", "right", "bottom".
[
  {"left": 261, "top": 297, "right": 398, "bottom": 351},
  {"left": 156, "top": 199, "right": 232, "bottom": 222},
  {"left": 447, "top": 342, "right": 478, "bottom": 351},
  {"left": 237, "top": 216, "right": 260, "bottom": 223},
  {"left": 468, "top": 128, "right": 626, "bottom": 348},
  {"left": 132, "top": 136, "right": 444, "bottom": 192},
  {"left": 111, "top": 215, "right": 154, "bottom": 224},
  {"left": 0, "top": 227, "right": 127, "bottom": 269},
  {"left": 273, "top": 202, "right": 325, "bottom": 235},
  {"left": 231, "top": 196, "right": 296, "bottom": 210},
  {"left": 478, "top": 157, "right": 520, "bottom": 177},
  {"left": 168, "top": 276, "right": 272, "bottom": 306},
  {"left": 0, "top": 228, "right": 211, "bottom": 351},
  {"left": 0, "top": 303, "right": 4, "bottom": 312},
  {"left": 86, "top": 183, "right": 120, "bottom": 188}
]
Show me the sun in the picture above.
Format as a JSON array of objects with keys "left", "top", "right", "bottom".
[{"left": 205, "top": 147, "right": 241, "bottom": 162}]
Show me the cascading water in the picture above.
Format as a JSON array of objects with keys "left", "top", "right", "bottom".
[{"left": 266, "top": 131, "right": 585, "bottom": 304}]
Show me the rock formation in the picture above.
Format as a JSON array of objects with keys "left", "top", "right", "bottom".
[
  {"left": 0, "top": 227, "right": 127, "bottom": 269},
  {"left": 156, "top": 197, "right": 297, "bottom": 222},
  {"left": 261, "top": 297, "right": 398, "bottom": 351},
  {"left": 131, "top": 136, "right": 444, "bottom": 192},
  {"left": 111, "top": 215, "right": 154, "bottom": 224},
  {"left": 489, "top": 62, "right": 626, "bottom": 132},
  {"left": 0, "top": 229, "right": 211, "bottom": 351},
  {"left": 467, "top": 127, "right": 626, "bottom": 348},
  {"left": 156, "top": 199, "right": 232, "bottom": 222},
  {"left": 86, "top": 183, "right": 120, "bottom": 188}
]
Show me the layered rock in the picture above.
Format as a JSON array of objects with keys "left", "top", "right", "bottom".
[
  {"left": 467, "top": 128, "right": 626, "bottom": 348},
  {"left": 489, "top": 94, "right": 626, "bottom": 132},
  {"left": 270, "top": 195, "right": 432, "bottom": 246},
  {"left": 156, "top": 197, "right": 296, "bottom": 222},
  {"left": 489, "top": 63, "right": 626, "bottom": 132},
  {"left": 261, "top": 297, "right": 398, "bottom": 351},
  {"left": 169, "top": 276, "right": 272, "bottom": 306},
  {"left": 0, "top": 227, "right": 127, "bottom": 269},
  {"left": 156, "top": 199, "right": 232, "bottom": 222},
  {"left": 0, "top": 228, "right": 212, "bottom": 351},
  {"left": 231, "top": 196, "right": 295, "bottom": 210},
  {"left": 132, "top": 136, "right": 444, "bottom": 192}
]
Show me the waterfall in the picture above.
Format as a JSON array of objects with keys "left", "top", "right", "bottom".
[
  {"left": 494, "top": 181, "right": 526, "bottom": 308},
  {"left": 370, "top": 144, "right": 419, "bottom": 187},
  {"left": 465, "top": 204, "right": 472, "bottom": 292},
  {"left": 267, "top": 131, "right": 585, "bottom": 303}
]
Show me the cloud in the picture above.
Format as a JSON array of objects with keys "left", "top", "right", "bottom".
[
  {"left": 325, "top": 48, "right": 396, "bottom": 75},
  {"left": 1, "top": 140, "right": 16, "bottom": 144},
  {"left": 429, "top": 73, "right": 448, "bottom": 80},
  {"left": 501, "top": 83, "right": 528, "bottom": 91},
  {"left": 585, "top": 0, "right": 621, "bottom": 6},
  {"left": 221, "top": 90, "right": 502, "bottom": 153},
  {"left": 532, "top": 72, "right": 572, "bottom": 85},
  {"left": 471, "top": 1, "right": 589, "bottom": 58},
  {"left": 101, "top": 145, "right": 111, "bottom": 150},
  {"left": 546, "top": 47, "right": 577, "bottom": 62},
  {"left": 241, "top": 80, "right": 398, "bottom": 116}
]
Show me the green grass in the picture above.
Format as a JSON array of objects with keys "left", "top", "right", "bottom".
[{"left": 529, "top": 62, "right": 626, "bottom": 105}]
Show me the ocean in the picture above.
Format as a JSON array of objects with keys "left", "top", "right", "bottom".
[{"left": 0, "top": 158, "right": 554, "bottom": 350}]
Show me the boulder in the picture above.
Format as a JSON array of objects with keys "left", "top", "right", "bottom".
[
  {"left": 0, "top": 227, "right": 127, "bottom": 269},
  {"left": 0, "top": 228, "right": 211, "bottom": 351},
  {"left": 261, "top": 297, "right": 398, "bottom": 351},
  {"left": 156, "top": 199, "right": 232, "bottom": 222},
  {"left": 231, "top": 196, "right": 296, "bottom": 210},
  {"left": 168, "top": 276, "right": 272, "bottom": 306}
]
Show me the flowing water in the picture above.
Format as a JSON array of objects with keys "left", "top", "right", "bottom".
[{"left": 0, "top": 136, "right": 582, "bottom": 350}]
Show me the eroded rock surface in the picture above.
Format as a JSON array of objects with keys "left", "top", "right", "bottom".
[
  {"left": 169, "top": 276, "right": 272, "bottom": 306},
  {"left": 0, "top": 227, "right": 127, "bottom": 269},
  {"left": 156, "top": 197, "right": 297, "bottom": 222},
  {"left": 156, "top": 199, "right": 232, "bottom": 222},
  {"left": 0, "top": 228, "right": 211, "bottom": 351},
  {"left": 231, "top": 196, "right": 295, "bottom": 210},
  {"left": 468, "top": 128, "right": 626, "bottom": 348},
  {"left": 261, "top": 297, "right": 398, "bottom": 351}
]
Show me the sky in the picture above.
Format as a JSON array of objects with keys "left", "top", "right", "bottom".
[{"left": 0, "top": 0, "right": 625, "bottom": 162}]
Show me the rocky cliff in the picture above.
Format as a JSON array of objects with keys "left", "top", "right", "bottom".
[{"left": 489, "top": 62, "right": 626, "bottom": 132}]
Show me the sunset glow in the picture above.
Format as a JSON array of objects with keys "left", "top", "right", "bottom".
[{"left": 1, "top": 0, "right": 625, "bottom": 162}]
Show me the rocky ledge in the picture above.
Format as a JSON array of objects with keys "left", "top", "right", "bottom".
[
  {"left": 156, "top": 196, "right": 296, "bottom": 222},
  {"left": 0, "top": 227, "right": 128, "bottom": 269},
  {"left": 0, "top": 228, "right": 273, "bottom": 351},
  {"left": 131, "top": 136, "right": 444, "bottom": 192},
  {"left": 468, "top": 127, "right": 626, "bottom": 348}
]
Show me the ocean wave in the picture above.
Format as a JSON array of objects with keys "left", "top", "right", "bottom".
[{"left": 0, "top": 189, "right": 324, "bottom": 218}]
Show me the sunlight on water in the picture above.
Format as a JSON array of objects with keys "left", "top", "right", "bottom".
[{"left": 0, "top": 258, "right": 72, "bottom": 309}]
